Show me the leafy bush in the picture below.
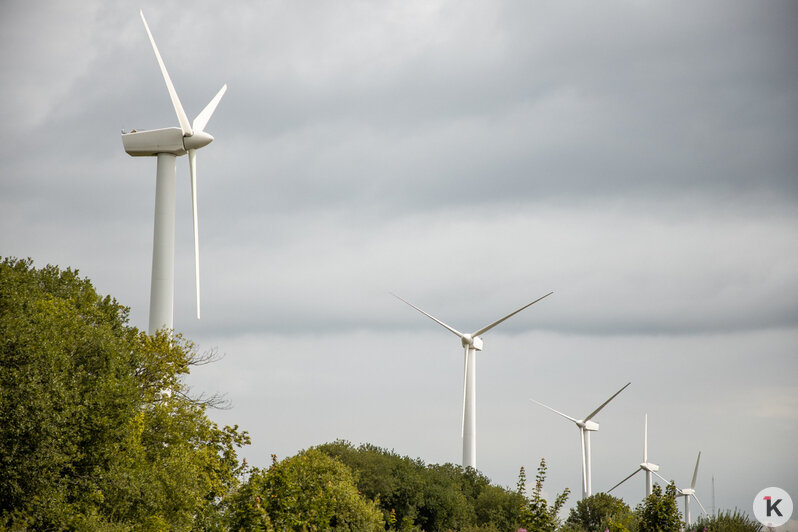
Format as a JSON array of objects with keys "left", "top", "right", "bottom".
[{"left": 688, "top": 509, "right": 763, "bottom": 532}]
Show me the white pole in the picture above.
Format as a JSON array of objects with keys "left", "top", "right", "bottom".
[
  {"left": 580, "top": 429, "right": 588, "bottom": 499},
  {"left": 585, "top": 430, "right": 592, "bottom": 497},
  {"left": 149, "top": 153, "right": 177, "bottom": 335},
  {"left": 462, "top": 346, "right": 476, "bottom": 469},
  {"left": 685, "top": 496, "right": 691, "bottom": 526}
]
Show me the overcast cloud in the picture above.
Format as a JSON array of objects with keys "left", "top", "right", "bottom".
[{"left": 1, "top": 0, "right": 796, "bottom": 522}]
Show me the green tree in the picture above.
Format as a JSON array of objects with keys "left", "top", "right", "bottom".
[
  {"left": 317, "top": 440, "right": 527, "bottom": 531},
  {"left": 226, "top": 449, "right": 384, "bottom": 531},
  {"left": 635, "top": 483, "right": 682, "bottom": 532},
  {"left": 0, "top": 258, "right": 249, "bottom": 529},
  {"left": 516, "top": 459, "right": 570, "bottom": 532},
  {"left": 564, "top": 492, "right": 634, "bottom": 532},
  {"left": 317, "top": 440, "right": 427, "bottom": 529},
  {"left": 688, "top": 509, "right": 763, "bottom": 532}
]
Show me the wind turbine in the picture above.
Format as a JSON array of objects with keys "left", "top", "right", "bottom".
[
  {"left": 530, "top": 382, "right": 631, "bottom": 499},
  {"left": 394, "top": 291, "right": 553, "bottom": 469},
  {"left": 122, "top": 10, "right": 227, "bottom": 334},
  {"left": 607, "top": 414, "right": 661, "bottom": 498},
  {"left": 675, "top": 451, "right": 708, "bottom": 526}
]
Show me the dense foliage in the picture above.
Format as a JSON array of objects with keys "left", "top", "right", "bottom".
[
  {"left": 225, "top": 449, "right": 384, "bottom": 531},
  {"left": 315, "top": 440, "right": 570, "bottom": 531},
  {"left": 688, "top": 509, "right": 764, "bottom": 532},
  {"left": 0, "top": 258, "right": 249, "bottom": 529},
  {"left": 634, "top": 483, "right": 682, "bottom": 532},
  {"left": 563, "top": 492, "right": 635, "bottom": 531}
]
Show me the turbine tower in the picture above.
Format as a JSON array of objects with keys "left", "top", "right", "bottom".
[
  {"left": 530, "top": 381, "right": 631, "bottom": 499},
  {"left": 675, "top": 451, "right": 708, "bottom": 526},
  {"left": 394, "top": 291, "right": 553, "bottom": 469},
  {"left": 608, "top": 414, "right": 661, "bottom": 498},
  {"left": 122, "top": 10, "right": 227, "bottom": 334}
]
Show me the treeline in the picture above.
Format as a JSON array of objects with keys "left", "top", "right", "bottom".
[{"left": 0, "top": 258, "right": 762, "bottom": 531}]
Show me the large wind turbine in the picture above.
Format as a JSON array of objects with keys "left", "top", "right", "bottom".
[
  {"left": 122, "top": 10, "right": 226, "bottom": 334},
  {"left": 394, "top": 291, "right": 553, "bottom": 469},
  {"left": 530, "top": 382, "right": 631, "bottom": 499},
  {"left": 675, "top": 451, "right": 708, "bottom": 526},
  {"left": 607, "top": 414, "right": 661, "bottom": 498}
]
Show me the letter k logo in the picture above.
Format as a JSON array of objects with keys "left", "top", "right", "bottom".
[{"left": 765, "top": 496, "right": 783, "bottom": 517}]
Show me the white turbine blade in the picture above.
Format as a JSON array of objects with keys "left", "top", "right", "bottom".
[
  {"left": 692, "top": 493, "right": 708, "bottom": 515},
  {"left": 583, "top": 382, "right": 631, "bottom": 422},
  {"left": 608, "top": 468, "right": 641, "bottom": 493},
  {"left": 140, "top": 10, "right": 193, "bottom": 136},
  {"left": 529, "top": 398, "right": 580, "bottom": 424},
  {"left": 189, "top": 149, "right": 200, "bottom": 319},
  {"left": 644, "top": 414, "right": 648, "bottom": 462},
  {"left": 471, "top": 291, "right": 553, "bottom": 337},
  {"left": 691, "top": 451, "right": 701, "bottom": 489},
  {"left": 392, "top": 294, "right": 465, "bottom": 338},
  {"left": 192, "top": 84, "right": 227, "bottom": 133}
]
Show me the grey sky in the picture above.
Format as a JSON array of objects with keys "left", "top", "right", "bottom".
[{"left": 1, "top": 0, "right": 797, "bottom": 522}]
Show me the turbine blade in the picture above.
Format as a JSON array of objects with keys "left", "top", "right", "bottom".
[
  {"left": 193, "top": 84, "right": 227, "bottom": 133},
  {"left": 691, "top": 451, "right": 701, "bottom": 489},
  {"left": 471, "top": 291, "right": 553, "bottom": 337},
  {"left": 189, "top": 149, "right": 200, "bottom": 319},
  {"left": 529, "top": 398, "right": 580, "bottom": 424},
  {"left": 653, "top": 471, "right": 671, "bottom": 485},
  {"left": 608, "top": 468, "right": 641, "bottom": 493},
  {"left": 140, "top": 10, "right": 193, "bottom": 136},
  {"left": 692, "top": 494, "right": 708, "bottom": 515},
  {"left": 644, "top": 414, "right": 648, "bottom": 462},
  {"left": 584, "top": 382, "right": 631, "bottom": 422},
  {"left": 392, "top": 294, "right": 465, "bottom": 338}
]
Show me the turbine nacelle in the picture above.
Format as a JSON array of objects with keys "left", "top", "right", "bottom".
[
  {"left": 641, "top": 462, "right": 660, "bottom": 472},
  {"left": 461, "top": 334, "right": 483, "bottom": 351},
  {"left": 122, "top": 128, "right": 215, "bottom": 156},
  {"left": 583, "top": 420, "right": 599, "bottom": 431}
]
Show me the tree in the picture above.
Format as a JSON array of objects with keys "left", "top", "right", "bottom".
[
  {"left": 516, "top": 459, "right": 570, "bottom": 532},
  {"left": 564, "top": 492, "right": 634, "bottom": 532},
  {"left": 225, "top": 449, "right": 384, "bottom": 531},
  {"left": 0, "top": 257, "right": 249, "bottom": 529},
  {"left": 316, "top": 440, "right": 427, "bottom": 529},
  {"left": 317, "top": 440, "right": 528, "bottom": 531},
  {"left": 636, "top": 483, "right": 682, "bottom": 532},
  {"left": 688, "top": 509, "right": 763, "bottom": 532}
]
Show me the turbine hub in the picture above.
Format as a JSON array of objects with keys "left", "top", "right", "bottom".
[
  {"left": 183, "top": 130, "right": 214, "bottom": 150},
  {"left": 584, "top": 420, "right": 599, "bottom": 431}
]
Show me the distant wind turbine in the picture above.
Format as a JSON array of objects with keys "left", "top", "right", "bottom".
[
  {"left": 530, "top": 381, "right": 631, "bottom": 499},
  {"left": 608, "top": 414, "right": 662, "bottom": 498},
  {"left": 122, "top": 11, "right": 227, "bottom": 334},
  {"left": 394, "top": 291, "right": 553, "bottom": 469},
  {"left": 675, "top": 452, "right": 708, "bottom": 526}
]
